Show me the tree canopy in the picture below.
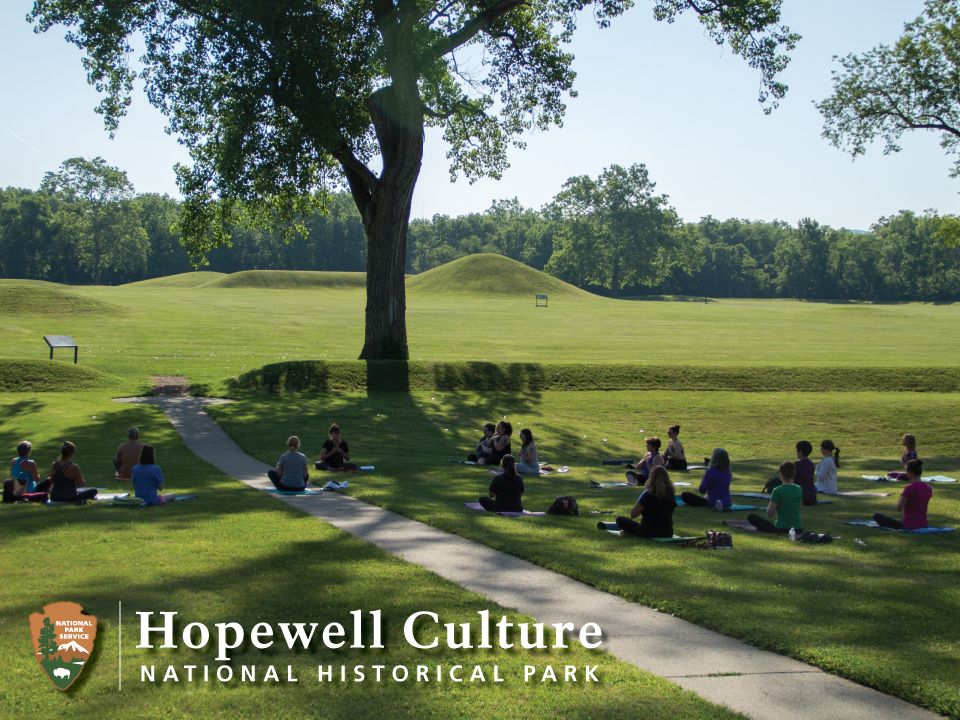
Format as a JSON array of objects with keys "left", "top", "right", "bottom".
[
  {"left": 817, "top": 0, "right": 960, "bottom": 178},
  {"left": 30, "top": 0, "right": 799, "bottom": 357}
]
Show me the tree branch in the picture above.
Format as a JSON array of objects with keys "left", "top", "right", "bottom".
[{"left": 432, "top": 0, "right": 529, "bottom": 58}]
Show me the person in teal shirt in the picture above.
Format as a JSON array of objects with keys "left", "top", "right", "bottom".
[{"left": 748, "top": 461, "right": 803, "bottom": 535}]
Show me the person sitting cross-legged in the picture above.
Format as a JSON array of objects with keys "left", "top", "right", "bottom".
[
  {"left": 680, "top": 447, "right": 732, "bottom": 510},
  {"left": 478, "top": 455, "right": 524, "bottom": 513},
  {"left": 748, "top": 461, "right": 803, "bottom": 535},
  {"left": 615, "top": 466, "right": 677, "bottom": 539},
  {"left": 132, "top": 445, "right": 176, "bottom": 505},
  {"left": 114, "top": 426, "right": 145, "bottom": 481},
  {"left": 49, "top": 441, "right": 98, "bottom": 505},
  {"left": 874, "top": 459, "right": 931, "bottom": 531},
  {"left": 269, "top": 436, "right": 309, "bottom": 491},
  {"left": 3, "top": 441, "right": 51, "bottom": 502}
]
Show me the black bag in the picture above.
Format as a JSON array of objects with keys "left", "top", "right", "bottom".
[
  {"left": 762, "top": 475, "right": 782, "bottom": 493},
  {"left": 683, "top": 530, "right": 733, "bottom": 550},
  {"left": 546, "top": 496, "right": 579, "bottom": 516}
]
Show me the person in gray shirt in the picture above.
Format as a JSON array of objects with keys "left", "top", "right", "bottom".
[{"left": 268, "top": 436, "right": 309, "bottom": 491}]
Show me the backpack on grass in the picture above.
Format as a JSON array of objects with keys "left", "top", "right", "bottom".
[
  {"left": 546, "top": 496, "right": 579, "bottom": 516},
  {"left": 683, "top": 530, "right": 733, "bottom": 550}
]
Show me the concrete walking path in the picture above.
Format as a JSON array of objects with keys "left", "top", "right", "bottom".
[{"left": 116, "top": 395, "right": 942, "bottom": 720}]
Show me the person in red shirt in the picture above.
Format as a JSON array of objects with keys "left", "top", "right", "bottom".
[{"left": 874, "top": 459, "right": 931, "bottom": 530}]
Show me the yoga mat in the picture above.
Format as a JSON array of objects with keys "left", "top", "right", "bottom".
[
  {"left": 845, "top": 519, "right": 956, "bottom": 534},
  {"left": 731, "top": 492, "right": 771, "bottom": 499},
  {"left": 686, "top": 464, "right": 709, "bottom": 470},
  {"left": 925, "top": 475, "right": 958, "bottom": 483},
  {"left": 315, "top": 466, "right": 358, "bottom": 473},
  {"left": 682, "top": 503, "right": 756, "bottom": 511},
  {"left": 598, "top": 523, "right": 698, "bottom": 542},
  {"left": 837, "top": 491, "right": 891, "bottom": 497},
  {"left": 323, "top": 480, "right": 349, "bottom": 490},
  {"left": 108, "top": 495, "right": 198, "bottom": 507},
  {"left": 589, "top": 481, "right": 637, "bottom": 488},
  {"left": 446, "top": 459, "right": 477, "bottom": 465},
  {"left": 602, "top": 459, "right": 631, "bottom": 465},
  {"left": 490, "top": 469, "right": 551, "bottom": 475},
  {"left": 464, "top": 502, "right": 542, "bottom": 516},
  {"left": 264, "top": 488, "right": 323, "bottom": 495},
  {"left": 93, "top": 493, "right": 131, "bottom": 501},
  {"left": 723, "top": 520, "right": 757, "bottom": 531},
  {"left": 862, "top": 475, "right": 897, "bottom": 482},
  {"left": 674, "top": 482, "right": 692, "bottom": 487}
]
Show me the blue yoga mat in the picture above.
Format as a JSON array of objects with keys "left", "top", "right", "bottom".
[{"left": 844, "top": 519, "right": 956, "bottom": 534}]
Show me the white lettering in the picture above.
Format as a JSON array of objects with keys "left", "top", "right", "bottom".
[
  {"left": 322, "top": 623, "right": 345, "bottom": 649},
  {"left": 404, "top": 611, "right": 439, "bottom": 649},
  {"left": 141, "top": 665, "right": 155, "bottom": 682},
  {"left": 251, "top": 623, "right": 274, "bottom": 649},
  {"left": 138, "top": 612, "right": 177, "bottom": 649},
  {"left": 552, "top": 622, "right": 573, "bottom": 648},
  {"left": 215, "top": 622, "right": 244, "bottom": 661},
  {"left": 182, "top": 623, "right": 209, "bottom": 650}
]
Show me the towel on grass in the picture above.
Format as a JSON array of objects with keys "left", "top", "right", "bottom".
[
  {"left": 323, "top": 480, "right": 349, "bottom": 491},
  {"left": 862, "top": 475, "right": 897, "bottom": 482},
  {"left": 723, "top": 520, "right": 757, "bottom": 531},
  {"left": 463, "top": 502, "right": 545, "bottom": 516},
  {"left": 844, "top": 519, "right": 956, "bottom": 534},
  {"left": 837, "top": 491, "right": 892, "bottom": 497}
]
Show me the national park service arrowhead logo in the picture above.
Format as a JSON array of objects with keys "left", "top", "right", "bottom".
[{"left": 29, "top": 602, "right": 97, "bottom": 690}]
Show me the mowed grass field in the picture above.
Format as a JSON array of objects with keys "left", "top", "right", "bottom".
[
  {"left": 208, "top": 389, "right": 960, "bottom": 718},
  {"left": 1, "top": 256, "right": 959, "bottom": 390},
  {"left": 2, "top": 255, "right": 960, "bottom": 717}
]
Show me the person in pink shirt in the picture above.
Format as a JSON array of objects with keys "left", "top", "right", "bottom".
[
  {"left": 886, "top": 433, "right": 918, "bottom": 481},
  {"left": 873, "top": 459, "right": 931, "bottom": 530}
]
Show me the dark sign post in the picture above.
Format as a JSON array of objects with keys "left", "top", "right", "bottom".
[{"left": 44, "top": 335, "right": 79, "bottom": 364}]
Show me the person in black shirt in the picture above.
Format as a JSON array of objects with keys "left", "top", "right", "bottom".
[
  {"left": 315, "top": 423, "right": 358, "bottom": 471},
  {"left": 478, "top": 455, "right": 524, "bottom": 513},
  {"left": 478, "top": 421, "right": 512, "bottom": 466},
  {"left": 615, "top": 466, "right": 676, "bottom": 538}
]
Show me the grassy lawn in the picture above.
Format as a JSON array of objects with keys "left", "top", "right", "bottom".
[
  {"left": 208, "top": 389, "right": 960, "bottom": 718},
  {"left": 2, "top": 257, "right": 960, "bottom": 391},
  {"left": 0, "top": 393, "right": 742, "bottom": 720}
]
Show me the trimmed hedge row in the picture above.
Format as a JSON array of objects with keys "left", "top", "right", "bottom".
[{"left": 228, "top": 361, "right": 960, "bottom": 393}]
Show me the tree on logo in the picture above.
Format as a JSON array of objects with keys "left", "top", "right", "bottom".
[{"left": 37, "top": 617, "right": 59, "bottom": 662}]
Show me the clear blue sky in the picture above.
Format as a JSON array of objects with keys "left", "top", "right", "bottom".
[{"left": 0, "top": 0, "right": 953, "bottom": 230}]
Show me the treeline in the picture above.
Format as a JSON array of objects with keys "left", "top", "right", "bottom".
[{"left": 2, "top": 158, "right": 959, "bottom": 301}]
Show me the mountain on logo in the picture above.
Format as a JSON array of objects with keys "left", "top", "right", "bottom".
[
  {"left": 28, "top": 602, "right": 98, "bottom": 691},
  {"left": 57, "top": 641, "right": 89, "bottom": 655}
]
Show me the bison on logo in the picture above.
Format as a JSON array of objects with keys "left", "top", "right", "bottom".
[{"left": 29, "top": 602, "right": 97, "bottom": 690}]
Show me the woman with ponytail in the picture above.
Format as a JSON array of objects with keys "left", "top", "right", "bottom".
[
  {"left": 478, "top": 455, "right": 524, "bottom": 513},
  {"left": 816, "top": 440, "right": 840, "bottom": 495},
  {"left": 874, "top": 459, "right": 931, "bottom": 530}
]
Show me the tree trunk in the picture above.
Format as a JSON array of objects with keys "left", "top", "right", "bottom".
[{"left": 347, "top": 84, "right": 423, "bottom": 360}]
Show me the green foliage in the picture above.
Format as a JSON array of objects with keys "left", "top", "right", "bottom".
[
  {"left": 817, "top": 0, "right": 960, "bottom": 178},
  {"left": 40, "top": 157, "right": 148, "bottom": 285},
  {"left": 545, "top": 164, "right": 686, "bottom": 297},
  {"left": 229, "top": 360, "right": 960, "bottom": 394}
]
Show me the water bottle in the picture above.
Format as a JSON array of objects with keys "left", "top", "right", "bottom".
[
  {"left": 788, "top": 528, "right": 796, "bottom": 541},
  {"left": 715, "top": 500, "right": 723, "bottom": 513}
]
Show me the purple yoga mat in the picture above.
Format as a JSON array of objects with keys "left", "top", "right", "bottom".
[{"left": 723, "top": 520, "right": 757, "bottom": 531}]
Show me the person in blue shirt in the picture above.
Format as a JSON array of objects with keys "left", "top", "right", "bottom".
[
  {"left": 4, "top": 441, "right": 51, "bottom": 502},
  {"left": 131, "top": 445, "right": 176, "bottom": 505}
]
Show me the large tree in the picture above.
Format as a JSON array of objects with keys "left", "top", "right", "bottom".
[
  {"left": 545, "top": 164, "right": 686, "bottom": 296},
  {"left": 41, "top": 157, "right": 149, "bottom": 284},
  {"left": 30, "top": 0, "right": 798, "bottom": 358},
  {"left": 817, "top": 0, "right": 960, "bottom": 178}
]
